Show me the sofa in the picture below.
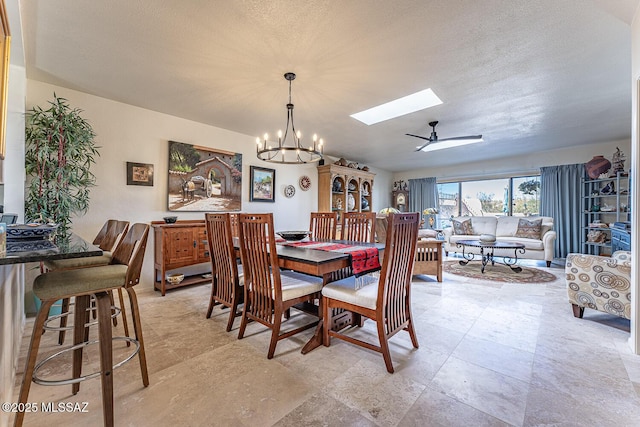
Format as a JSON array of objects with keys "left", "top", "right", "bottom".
[
  {"left": 442, "top": 216, "right": 556, "bottom": 266},
  {"left": 566, "top": 251, "right": 631, "bottom": 320}
]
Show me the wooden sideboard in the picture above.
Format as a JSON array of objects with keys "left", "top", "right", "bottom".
[{"left": 151, "top": 220, "right": 211, "bottom": 296}]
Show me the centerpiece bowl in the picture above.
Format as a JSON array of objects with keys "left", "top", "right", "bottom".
[{"left": 277, "top": 231, "right": 310, "bottom": 241}]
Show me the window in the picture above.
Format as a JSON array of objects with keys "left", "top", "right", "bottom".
[
  {"left": 437, "top": 182, "right": 459, "bottom": 228},
  {"left": 460, "top": 179, "right": 509, "bottom": 217},
  {"left": 511, "top": 176, "right": 541, "bottom": 216},
  {"left": 436, "top": 175, "right": 540, "bottom": 222}
]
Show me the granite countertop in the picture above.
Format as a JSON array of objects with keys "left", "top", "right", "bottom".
[{"left": 0, "top": 233, "right": 102, "bottom": 265}]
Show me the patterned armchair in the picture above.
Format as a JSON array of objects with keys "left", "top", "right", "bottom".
[{"left": 565, "top": 251, "right": 631, "bottom": 320}]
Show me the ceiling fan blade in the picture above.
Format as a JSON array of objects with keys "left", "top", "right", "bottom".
[
  {"left": 413, "top": 140, "right": 433, "bottom": 152},
  {"left": 437, "top": 135, "right": 483, "bottom": 142},
  {"left": 405, "top": 133, "right": 433, "bottom": 142}
]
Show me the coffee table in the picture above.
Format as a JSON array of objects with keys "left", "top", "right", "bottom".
[{"left": 455, "top": 239, "right": 526, "bottom": 273}]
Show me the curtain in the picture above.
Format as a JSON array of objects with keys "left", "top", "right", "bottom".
[
  {"left": 409, "top": 177, "right": 439, "bottom": 214},
  {"left": 540, "top": 163, "right": 584, "bottom": 258}
]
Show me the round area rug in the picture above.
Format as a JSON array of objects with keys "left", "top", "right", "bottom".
[{"left": 443, "top": 260, "right": 557, "bottom": 283}]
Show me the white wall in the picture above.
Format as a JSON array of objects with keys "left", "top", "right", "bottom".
[
  {"left": 3, "top": 64, "right": 26, "bottom": 220},
  {"left": 629, "top": 3, "right": 640, "bottom": 355},
  {"left": 392, "top": 139, "right": 632, "bottom": 183},
  {"left": 25, "top": 80, "right": 393, "bottom": 310}
]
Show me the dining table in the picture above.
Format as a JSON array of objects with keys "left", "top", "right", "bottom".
[
  {"left": 236, "top": 238, "right": 385, "bottom": 354},
  {"left": 0, "top": 233, "right": 103, "bottom": 426}
]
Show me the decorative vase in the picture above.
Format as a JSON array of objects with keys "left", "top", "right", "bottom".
[{"left": 585, "top": 156, "right": 611, "bottom": 179}]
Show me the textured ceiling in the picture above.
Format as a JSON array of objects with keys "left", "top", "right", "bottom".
[{"left": 20, "top": 0, "right": 639, "bottom": 172}]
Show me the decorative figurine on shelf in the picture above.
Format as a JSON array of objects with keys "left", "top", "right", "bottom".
[
  {"left": 610, "top": 147, "right": 626, "bottom": 176},
  {"left": 600, "top": 181, "right": 615, "bottom": 195},
  {"left": 587, "top": 230, "right": 606, "bottom": 243},
  {"left": 335, "top": 198, "right": 343, "bottom": 210}
]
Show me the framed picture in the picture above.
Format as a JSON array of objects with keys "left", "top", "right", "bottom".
[
  {"left": 127, "top": 162, "right": 154, "bottom": 186},
  {"left": 168, "top": 141, "right": 242, "bottom": 211},
  {"left": 250, "top": 166, "right": 275, "bottom": 202}
]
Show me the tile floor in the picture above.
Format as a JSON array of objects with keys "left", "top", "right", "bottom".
[{"left": 10, "top": 258, "right": 640, "bottom": 426}]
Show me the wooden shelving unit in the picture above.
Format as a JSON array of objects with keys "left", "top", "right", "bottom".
[{"left": 580, "top": 171, "right": 631, "bottom": 255}]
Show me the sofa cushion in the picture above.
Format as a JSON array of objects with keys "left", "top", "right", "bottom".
[
  {"left": 498, "top": 236, "right": 544, "bottom": 250},
  {"left": 469, "top": 216, "right": 498, "bottom": 235},
  {"left": 496, "top": 216, "right": 521, "bottom": 237},
  {"left": 515, "top": 218, "right": 542, "bottom": 239},
  {"left": 452, "top": 219, "right": 473, "bottom": 235}
]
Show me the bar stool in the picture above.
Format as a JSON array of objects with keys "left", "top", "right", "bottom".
[
  {"left": 43, "top": 219, "right": 130, "bottom": 345},
  {"left": 15, "top": 223, "right": 150, "bottom": 427}
]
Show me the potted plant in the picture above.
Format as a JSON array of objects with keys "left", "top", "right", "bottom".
[{"left": 24, "top": 94, "right": 100, "bottom": 236}]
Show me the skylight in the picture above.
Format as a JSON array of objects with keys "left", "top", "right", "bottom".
[
  {"left": 417, "top": 138, "right": 483, "bottom": 152},
  {"left": 350, "top": 88, "right": 443, "bottom": 125}
]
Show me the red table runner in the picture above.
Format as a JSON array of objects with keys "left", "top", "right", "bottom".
[{"left": 283, "top": 241, "right": 381, "bottom": 276}]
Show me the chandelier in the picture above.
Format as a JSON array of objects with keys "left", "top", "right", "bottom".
[{"left": 256, "top": 72, "right": 324, "bottom": 164}]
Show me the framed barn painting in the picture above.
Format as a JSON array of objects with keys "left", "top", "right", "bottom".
[
  {"left": 250, "top": 166, "right": 275, "bottom": 202},
  {"left": 167, "top": 141, "right": 242, "bottom": 211}
]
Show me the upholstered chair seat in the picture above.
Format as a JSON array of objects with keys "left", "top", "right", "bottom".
[{"left": 566, "top": 251, "right": 631, "bottom": 320}]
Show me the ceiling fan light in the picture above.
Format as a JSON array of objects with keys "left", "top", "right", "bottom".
[
  {"left": 351, "top": 88, "right": 443, "bottom": 125},
  {"left": 418, "top": 138, "right": 483, "bottom": 152}
]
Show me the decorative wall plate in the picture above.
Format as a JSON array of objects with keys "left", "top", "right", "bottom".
[
  {"left": 284, "top": 185, "right": 296, "bottom": 198},
  {"left": 299, "top": 175, "right": 311, "bottom": 191}
]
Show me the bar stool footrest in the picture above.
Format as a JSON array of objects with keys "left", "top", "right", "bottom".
[{"left": 32, "top": 336, "right": 139, "bottom": 386}]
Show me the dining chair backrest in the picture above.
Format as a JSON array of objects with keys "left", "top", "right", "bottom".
[
  {"left": 237, "top": 213, "right": 282, "bottom": 321},
  {"left": 205, "top": 213, "right": 241, "bottom": 301},
  {"left": 309, "top": 212, "right": 337, "bottom": 240},
  {"left": 229, "top": 212, "right": 240, "bottom": 237},
  {"left": 342, "top": 211, "right": 377, "bottom": 243},
  {"left": 110, "top": 223, "right": 150, "bottom": 288},
  {"left": 94, "top": 219, "right": 130, "bottom": 252},
  {"left": 377, "top": 212, "right": 419, "bottom": 331}
]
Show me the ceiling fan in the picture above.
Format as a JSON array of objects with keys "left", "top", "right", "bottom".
[{"left": 407, "top": 121, "right": 483, "bottom": 152}]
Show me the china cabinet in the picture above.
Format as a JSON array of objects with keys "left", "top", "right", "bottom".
[{"left": 317, "top": 164, "right": 375, "bottom": 228}]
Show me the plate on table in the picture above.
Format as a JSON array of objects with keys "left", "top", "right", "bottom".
[{"left": 6, "top": 223, "right": 59, "bottom": 240}]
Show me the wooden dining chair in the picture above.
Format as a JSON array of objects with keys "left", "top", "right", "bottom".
[
  {"left": 342, "top": 211, "right": 377, "bottom": 243},
  {"left": 309, "top": 211, "right": 338, "bottom": 240},
  {"left": 236, "top": 213, "right": 323, "bottom": 359},
  {"left": 44, "top": 219, "right": 130, "bottom": 345},
  {"left": 229, "top": 212, "right": 240, "bottom": 237},
  {"left": 205, "top": 213, "right": 244, "bottom": 331},
  {"left": 15, "top": 223, "right": 150, "bottom": 427},
  {"left": 322, "top": 212, "right": 420, "bottom": 373}
]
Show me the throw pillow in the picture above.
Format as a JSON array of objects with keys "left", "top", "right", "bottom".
[
  {"left": 515, "top": 218, "right": 542, "bottom": 239},
  {"left": 452, "top": 219, "right": 473, "bottom": 235}
]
